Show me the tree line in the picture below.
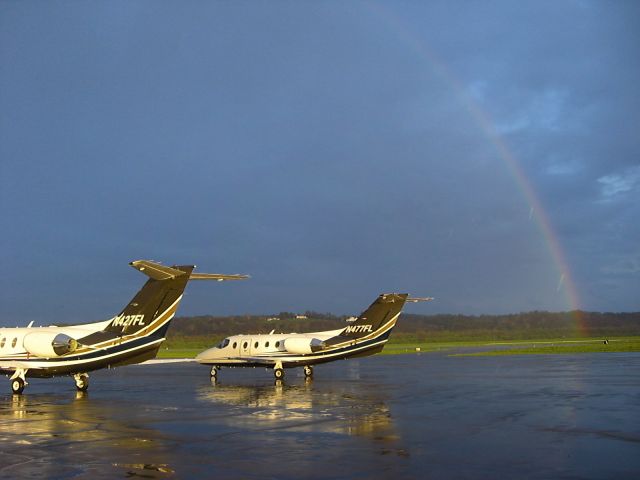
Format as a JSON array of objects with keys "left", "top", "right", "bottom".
[{"left": 168, "top": 310, "right": 640, "bottom": 342}]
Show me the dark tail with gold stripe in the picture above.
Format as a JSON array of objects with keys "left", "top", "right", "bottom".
[{"left": 104, "top": 262, "right": 195, "bottom": 336}]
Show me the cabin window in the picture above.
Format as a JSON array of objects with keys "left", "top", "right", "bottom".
[
  {"left": 265, "top": 341, "right": 269, "bottom": 348},
  {"left": 12, "top": 337, "right": 17, "bottom": 348},
  {"left": 275, "top": 341, "right": 280, "bottom": 348},
  {"left": 0, "top": 337, "right": 5, "bottom": 348},
  {"left": 254, "top": 341, "right": 259, "bottom": 349},
  {"left": 232, "top": 342, "right": 237, "bottom": 349},
  {"left": 243, "top": 341, "right": 248, "bottom": 349},
  {"left": 217, "top": 338, "right": 230, "bottom": 349}
]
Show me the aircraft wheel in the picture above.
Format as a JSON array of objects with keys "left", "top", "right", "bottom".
[
  {"left": 11, "top": 378, "right": 25, "bottom": 395},
  {"left": 274, "top": 368, "right": 285, "bottom": 380},
  {"left": 303, "top": 366, "right": 313, "bottom": 378},
  {"left": 210, "top": 366, "right": 218, "bottom": 378},
  {"left": 75, "top": 374, "right": 89, "bottom": 392}
]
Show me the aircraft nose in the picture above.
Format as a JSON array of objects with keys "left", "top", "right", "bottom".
[{"left": 195, "top": 348, "right": 214, "bottom": 362}]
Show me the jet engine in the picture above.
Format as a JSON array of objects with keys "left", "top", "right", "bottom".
[
  {"left": 283, "top": 337, "right": 325, "bottom": 354},
  {"left": 23, "top": 332, "right": 79, "bottom": 357}
]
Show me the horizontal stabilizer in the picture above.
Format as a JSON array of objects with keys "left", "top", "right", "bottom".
[
  {"left": 189, "top": 273, "right": 250, "bottom": 281},
  {"left": 130, "top": 260, "right": 189, "bottom": 280},
  {"left": 406, "top": 296, "right": 434, "bottom": 303},
  {"left": 130, "top": 260, "right": 249, "bottom": 282}
]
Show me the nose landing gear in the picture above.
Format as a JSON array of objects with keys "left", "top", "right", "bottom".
[
  {"left": 273, "top": 361, "right": 285, "bottom": 380},
  {"left": 73, "top": 373, "right": 89, "bottom": 392}
]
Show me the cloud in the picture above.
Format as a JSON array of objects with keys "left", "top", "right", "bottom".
[
  {"left": 544, "top": 156, "right": 583, "bottom": 176},
  {"left": 601, "top": 254, "right": 640, "bottom": 275},
  {"left": 494, "top": 89, "right": 569, "bottom": 135},
  {"left": 597, "top": 165, "right": 640, "bottom": 200},
  {"left": 1, "top": 1, "right": 639, "bottom": 319},
  {"left": 466, "top": 80, "right": 488, "bottom": 103}
]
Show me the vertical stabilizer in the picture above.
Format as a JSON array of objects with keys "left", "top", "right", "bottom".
[
  {"left": 339, "top": 293, "right": 408, "bottom": 339},
  {"left": 104, "top": 263, "right": 194, "bottom": 336}
]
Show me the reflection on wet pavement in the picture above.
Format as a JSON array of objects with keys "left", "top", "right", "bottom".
[
  {"left": 0, "top": 391, "right": 175, "bottom": 479},
  {"left": 0, "top": 392, "right": 180, "bottom": 478},
  {"left": 0, "top": 362, "right": 407, "bottom": 479},
  {"left": 1, "top": 353, "right": 639, "bottom": 479},
  {"left": 198, "top": 377, "right": 402, "bottom": 442}
]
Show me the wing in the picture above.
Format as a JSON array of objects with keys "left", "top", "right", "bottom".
[
  {"left": 141, "top": 358, "right": 197, "bottom": 365},
  {"left": 0, "top": 360, "right": 45, "bottom": 373},
  {"left": 225, "top": 356, "right": 277, "bottom": 365}
]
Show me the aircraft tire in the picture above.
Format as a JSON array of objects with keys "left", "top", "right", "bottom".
[
  {"left": 210, "top": 366, "right": 218, "bottom": 378},
  {"left": 11, "top": 378, "right": 25, "bottom": 395},
  {"left": 274, "top": 368, "right": 285, "bottom": 380},
  {"left": 75, "top": 374, "right": 89, "bottom": 392},
  {"left": 303, "top": 366, "right": 313, "bottom": 378}
]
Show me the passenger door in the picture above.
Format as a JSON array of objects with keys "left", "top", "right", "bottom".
[{"left": 248, "top": 337, "right": 257, "bottom": 355}]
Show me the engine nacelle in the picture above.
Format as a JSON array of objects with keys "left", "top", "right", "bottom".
[
  {"left": 283, "top": 337, "right": 325, "bottom": 355},
  {"left": 23, "top": 332, "right": 78, "bottom": 357}
]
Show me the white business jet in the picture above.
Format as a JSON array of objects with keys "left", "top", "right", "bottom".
[
  {"left": 196, "top": 293, "right": 432, "bottom": 380},
  {"left": 0, "top": 260, "right": 248, "bottom": 394}
]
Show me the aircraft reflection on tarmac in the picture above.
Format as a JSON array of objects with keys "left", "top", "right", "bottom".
[
  {"left": 0, "top": 393, "right": 174, "bottom": 477},
  {"left": 1, "top": 365, "right": 411, "bottom": 478},
  {"left": 198, "top": 377, "right": 402, "bottom": 443}
]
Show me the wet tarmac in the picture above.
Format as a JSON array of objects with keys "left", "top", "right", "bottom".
[{"left": 1, "top": 352, "right": 639, "bottom": 479}]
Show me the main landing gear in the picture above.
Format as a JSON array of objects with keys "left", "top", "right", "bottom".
[
  {"left": 11, "top": 377, "right": 25, "bottom": 395},
  {"left": 10, "top": 368, "right": 28, "bottom": 394},
  {"left": 8, "top": 370, "right": 89, "bottom": 394},
  {"left": 210, "top": 366, "right": 218, "bottom": 379},
  {"left": 73, "top": 373, "right": 89, "bottom": 392},
  {"left": 303, "top": 365, "right": 313, "bottom": 378}
]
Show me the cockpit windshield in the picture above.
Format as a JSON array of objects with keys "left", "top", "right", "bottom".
[{"left": 217, "top": 338, "right": 230, "bottom": 349}]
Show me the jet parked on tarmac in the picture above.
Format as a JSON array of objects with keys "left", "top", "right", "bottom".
[
  {"left": 196, "top": 293, "right": 432, "bottom": 380},
  {"left": 0, "top": 260, "right": 248, "bottom": 394}
]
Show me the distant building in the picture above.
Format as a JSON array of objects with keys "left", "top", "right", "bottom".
[{"left": 266, "top": 314, "right": 308, "bottom": 321}]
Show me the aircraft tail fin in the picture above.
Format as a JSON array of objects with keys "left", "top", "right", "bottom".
[
  {"left": 104, "top": 260, "right": 248, "bottom": 337},
  {"left": 103, "top": 262, "right": 195, "bottom": 337},
  {"left": 339, "top": 293, "right": 409, "bottom": 339}
]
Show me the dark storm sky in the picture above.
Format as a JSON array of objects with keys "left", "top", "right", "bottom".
[{"left": 1, "top": 1, "right": 638, "bottom": 325}]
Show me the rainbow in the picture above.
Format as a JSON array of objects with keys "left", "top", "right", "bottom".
[{"left": 368, "top": 4, "right": 586, "bottom": 333}]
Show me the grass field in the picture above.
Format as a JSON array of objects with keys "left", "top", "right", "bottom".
[
  {"left": 157, "top": 348, "right": 201, "bottom": 359},
  {"left": 454, "top": 336, "right": 640, "bottom": 356},
  {"left": 156, "top": 336, "right": 640, "bottom": 359}
]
